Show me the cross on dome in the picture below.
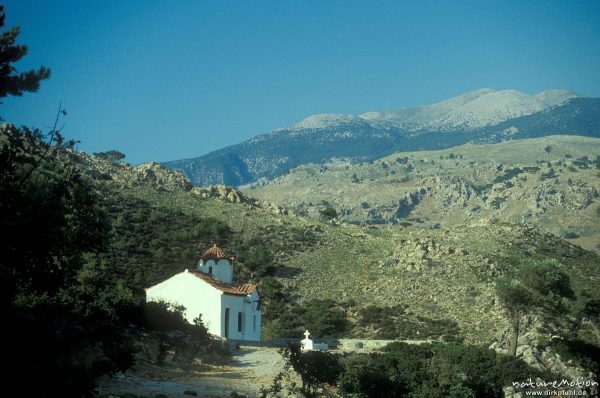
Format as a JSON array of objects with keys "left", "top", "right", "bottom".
[{"left": 304, "top": 330, "right": 310, "bottom": 340}]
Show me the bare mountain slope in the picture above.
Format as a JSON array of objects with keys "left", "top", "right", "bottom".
[
  {"left": 242, "top": 135, "right": 600, "bottom": 254},
  {"left": 362, "top": 88, "right": 551, "bottom": 130},
  {"left": 535, "top": 89, "right": 585, "bottom": 107}
]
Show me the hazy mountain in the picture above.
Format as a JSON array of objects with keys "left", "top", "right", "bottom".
[
  {"left": 473, "top": 97, "right": 600, "bottom": 142},
  {"left": 163, "top": 89, "right": 595, "bottom": 186},
  {"left": 361, "top": 88, "right": 551, "bottom": 130},
  {"left": 534, "top": 89, "right": 585, "bottom": 107}
]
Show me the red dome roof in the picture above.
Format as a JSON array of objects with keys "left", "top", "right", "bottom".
[{"left": 202, "top": 244, "right": 226, "bottom": 260}]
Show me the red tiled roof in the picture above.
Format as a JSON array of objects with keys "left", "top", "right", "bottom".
[
  {"left": 190, "top": 271, "right": 248, "bottom": 296},
  {"left": 236, "top": 284, "right": 257, "bottom": 295},
  {"left": 202, "top": 244, "right": 227, "bottom": 260}
]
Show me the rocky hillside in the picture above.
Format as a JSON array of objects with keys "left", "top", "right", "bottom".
[
  {"left": 162, "top": 90, "right": 598, "bottom": 186},
  {"left": 12, "top": 130, "right": 589, "bottom": 384},
  {"left": 4, "top": 124, "right": 599, "bottom": 391},
  {"left": 242, "top": 135, "right": 600, "bottom": 254},
  {"left": 77, "top": 148, "right": 597, "bottom": 343}
]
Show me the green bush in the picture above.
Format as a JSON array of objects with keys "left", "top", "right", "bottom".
[
  {"left": 262, "top": 299, "right": 349, "bottom": 339},
  {"left": 561, "top": 231, "right": 579, "bottom": 239},
  {"left": 550, "top": 338, "right": 600, "bottom": 376},
  {"left": 431, "top": 343, "right": 502, "bottom": 396},
  {"left": 380, "top": 342, "right": 434, "bottom": 392},
  {"left": 495, "top": 353, "right": 546, "bottom": 385},
  {"left": 300, "top": 299, "right": 349, "bottom": 338},
  {"left": 320, "top": 206, "right": 338, "bottom": 220},
  {"left": 135, "top": 301, "right": 212, "bottom": 357},
  {"left": 358, "top": 305, "right": 461, "bottom": 341},
  {"left": 448, "top": 384, "right": 476, "bottom": 398},
  {"left": 93, "top": 150, "right": 126, "bottom": 162},
  {"left": 1, "top": 125, "right": 138, "bottom": 396},
  {"left": 334, "top": 342, "right": 543, "bottom": 398},
  {"left": 339, "top": 353, "right": 407, "bottom": 398},
  {"left": 285, "top": 344, "right": 341, "bottom": 394},
  {"left": 242, "top": 244, "right": 275, "bottom": 277},
  {"left": 493, "top": 167, "right": 524, "bottom": 184},
  {"left": 581, "top": 298, "right": 600, "bottom": 323}
]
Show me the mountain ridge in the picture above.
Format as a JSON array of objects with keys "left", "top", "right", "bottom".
[{"left": 163, "top": 89, "right": 597, "bottom": 186}]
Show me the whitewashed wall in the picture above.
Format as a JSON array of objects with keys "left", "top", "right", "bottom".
[
  {"left": 146, "top": 269, "right": 261, "bottom": 342},
  {"left": 145, "top": 270, "right": 222, "bottom": 336},
  {"left": 197, "top": 258, "right": 233, "bottom": 284},
  {"left": 246, "top": 290, "right": 261, "bottom": 341}
]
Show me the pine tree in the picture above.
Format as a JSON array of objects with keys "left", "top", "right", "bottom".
[
  {"left": 496, "top": 259, "right": 574, "bottom": 356},
  {"left": 0, "top": 5, "right": 50, "bottom": 100}
]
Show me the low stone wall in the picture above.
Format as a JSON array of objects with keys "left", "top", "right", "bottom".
[
  {"left": 227, "top": 339, "right": 290, "bottom": 348},
  {"left": 237, "top": 338, "right": 436, "bottom": 351},
  {"left": 337, "top": 338, "right": 435, "bottom": 350}
]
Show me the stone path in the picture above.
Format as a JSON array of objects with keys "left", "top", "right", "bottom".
[{"left": 96, "top": 339, "right": 434, "bottom": 397}]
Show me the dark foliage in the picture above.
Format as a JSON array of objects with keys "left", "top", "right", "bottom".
[
  {"left": 240, "top": 243, "right": 275, "bottom": 277},
  {"left": 0, "top": 125, "right": 223, "bottom": 396},
  {"left": 496, "top": 259, "right": 574, "bottom": 356},
  {"left": 0, "top": 6, "right": 50, "bottom": 101},
  {"left": 431, "top": 343, "right": 505, "bottom": 397},
  {"left": 581, "top": 298, "right": 600, "bottom": 323},
  {"left": 263, "top": 298, "right": 349, "bottom": 340},
  {"left": 0, "top": 125, "right": 136, "bottom": 396},
  {"left": 137, "top": 301, "right": 210, "bottom": 341},
  {"left": 319, "top": 206, "right": 338, "bottom": 220},
  {"left": 93, "top": 149, "right": 126, "bottom": 162},
  {"left": 340, "top": 353, "right": 409, "bottom": 398},
  {"left": 358, "top": 304, "right": 461, "bottom": 341},
  {"left": 336, "top": 342, "right": 544, "bottom": 398},
  {"left": 99, "top": 190, "right": 231, "bottom": 289},
  {"left": 493, "top": 167, "right": 540, "bottom": 184},
  {"left": 550, "top": 338, "right": 600, "bottom": 377},
  {"left": 284, "top": 344, "right": 342, "bottom": 394}
]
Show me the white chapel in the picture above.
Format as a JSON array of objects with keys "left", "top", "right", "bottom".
[{"left": 145, "top": 245, "right": 261, "bottom": 341}]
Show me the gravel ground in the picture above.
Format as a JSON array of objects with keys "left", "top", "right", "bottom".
[{"left": 96, "top": 346, "right": 286, "bottom": 398}]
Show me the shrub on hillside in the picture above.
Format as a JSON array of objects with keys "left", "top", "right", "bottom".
[
  {"left": 358, "top": 305, "right": 461, "bottom": 341},
  {"left": 242, "top": 243, "right": 275, "bottom": 277},
  {"left": 285, "top": 344, "right": 342, "bottom": 394},
  {"left": 262, "top": 298, "right": 349, "bottom": 340},
  {"left": 339, "top": 353, "right": 408, "bottom": 398},
  {"left": 138, "top": 301, "right": 211, "bottom": 341},
  {"left": 336, "top": 342, "right": 543, "bottom": 398},
  {"left": 320, "top": 206, "right": 338, "bottom": 220}
]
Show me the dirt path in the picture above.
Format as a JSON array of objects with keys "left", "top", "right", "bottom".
[{"left": 96, "top": 346, "right": 286, "bottom": 397}]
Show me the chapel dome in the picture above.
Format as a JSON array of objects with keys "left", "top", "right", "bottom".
[{"left": 202, "top": 244, "right": 226, "bottom": 260}]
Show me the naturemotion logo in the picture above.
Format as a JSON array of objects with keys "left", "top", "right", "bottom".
[{"left": 512, "top": 378, "right": 598, "bottom": 397}]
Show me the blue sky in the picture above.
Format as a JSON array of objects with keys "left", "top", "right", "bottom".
[{"left": 2, "top": 0, "right": 599, "bottom": 164}]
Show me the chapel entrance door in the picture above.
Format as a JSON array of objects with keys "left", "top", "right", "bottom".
[{"left": 224, "top": 308, "right": 230, "bottom": 338}]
